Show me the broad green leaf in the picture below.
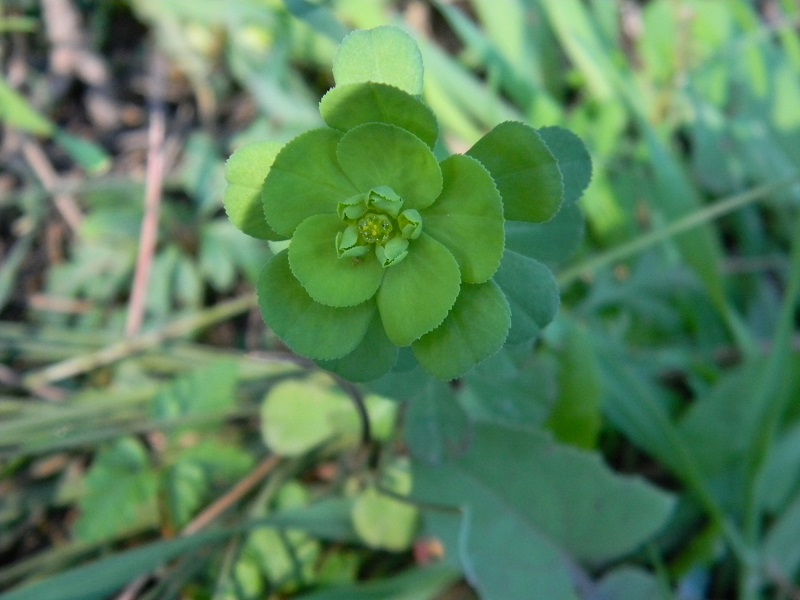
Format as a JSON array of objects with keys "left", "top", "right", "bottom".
[
  {"left": 467, "top": 121, "right": 563, "bottom": 223},
  {"left": 74, "top": 437, "right": 159, "bottom": 543},
  {"left": 544, "top": 319, "right": 602, "bottom": 449},
  {"left": 758, "top": 422, "right": 800, "bottom": 513},
  {"left": 377, "top": 234, "right": 460, "bottom": 346},
  {"left": 596, "top": 567, "right": 669, "bottom": 600},
  {"left": 404, "top": 379, "right": 472, "bottom": 464},
  {"left": 413, "top": 425, "right": 675, "bottom": 600},
  {"left": 336, "top": 123, "right": 443, "bottom": 210},
  {"left": 764, "top": 491, "right": 800, "bottom": 580},
  {"left": 224, "top": 141, "right": 286, "bottom": 240},
  {"left": 412, "top": 281, "right": 510, "bottom": 380},
  {"left": 351, "top": 459, "right": 419, "bottom": 551},
  {"left": 261, "top": 378, "right": 361, "bottom": 456},
  {"left": 318, "top": 312, "right": 399, "bottom": 382},
  {"left": 538, "top": 126, "right": 592, "bottom": 207},
  {"left": 492, "top": 249, "right": 559, "bottom": 344},
  {"left": 320, "top": 82, "right": 438, "bottom": 148},
  {"left": 263, "top": 128, "right": 359, "bottom": 237},
  {"left": 333, "top": 26, "right": 424, "bottom": 96},
  {"left": 422, "top": 154, "right": 505, "bottom": 283},
  {"left": 504, "top": 203, "right": 585, "bottom": 267},
  {"left": 294, "top": 564, "right": 460, "bottom": 600},
  {"left": 258, "top": 251, "right": 374, "bottom": 360},
  {"left": 465, "top": 352, "right": 556, "bottom": 428},
  {"left": 289, "top": 214, "right": 384, "bottom": 307}
]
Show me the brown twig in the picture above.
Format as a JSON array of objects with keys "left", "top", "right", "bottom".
[
  {"left": 126, "top": 51, "right": 167, "bottom": 338},
  {"left": 21, "top": 140, "right": 83, "bottom": 232},
  {"left": 22, "top": 293, "right": 258, "bottom": 390}
]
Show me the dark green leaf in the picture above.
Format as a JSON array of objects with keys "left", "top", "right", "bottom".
[
  {"left": 258, "top": 251, "right": 374, "bottom": 360},
  {"left": 492, "top": 249, "right": 559, "bottom": 344},
  {"left": 467, "top": 121, "right": 563, "bottom": 223}
]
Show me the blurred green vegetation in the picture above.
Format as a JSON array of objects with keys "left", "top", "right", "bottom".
[{"left": 1, "top": 1, "right": 800, "bottom": 599}]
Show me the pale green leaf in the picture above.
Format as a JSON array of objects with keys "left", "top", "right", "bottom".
[
  {"left": 333, "top": 26, "right": 424, "bottom": 96},
  {"left": 351, "top": 460, "right": 419, "bottom": 551},
  {"left": 0, "top": 79, "right": 54, "bottom": 135},
  {"left": 224, "top": 141, "right": 286, "bottom": 240},
  {"left": 261, "top": 378, "right": 361, "bottom": 456}
]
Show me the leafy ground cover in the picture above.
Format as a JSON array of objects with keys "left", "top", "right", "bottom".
[{"left": 1, "top": 1, "right": 800, "bottom": 599}]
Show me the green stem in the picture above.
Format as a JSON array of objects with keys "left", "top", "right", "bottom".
[{"left": 557, "top": 178, "right": 798, "bottom": 288}]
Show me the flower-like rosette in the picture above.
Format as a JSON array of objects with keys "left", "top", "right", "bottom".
[
  {"left": 333, "top": 187, "right": 420, "bottom": 267},
  {"left": 224, "top": 26, "right": 582, "bottom": 380},
  {"left": 259, "top": 106, "right": 506, "bottom": 377}
]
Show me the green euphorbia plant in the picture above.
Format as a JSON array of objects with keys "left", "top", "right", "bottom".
[{"left": 224, "top": 26, "right": 589, "bottom": 382}]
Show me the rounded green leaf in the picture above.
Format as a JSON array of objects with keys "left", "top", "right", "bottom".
[
  {"left": 224, "top": 141, "right": 286, "bottom": 240},
  {"left": 332, "top": 26, "right": 424, "bottom": 96},
  {"left": 337, "top": 123, "right": 442, "bottom": 211},
  {"left": 505, "top": 202, "right": 585, "bottom": 266},
  {"left": 320, "top": 82, "right": 438, "bottom": 149},
  {"left": 467, "top": 121, "right": 564, "bottom": 223},
  {"left": 412, "top": 281, "right": 510, "bottom": 380},
  {"left": 538, "top": 126, "right": 593, "bottom": 207},
  {"left": 422, "top": 154, "right": 505, "bottom": 283},
  {"left": 377, "top": 233, "right": 460, "bottom": 346},
  {"left": 289, "top": 214, "right": 384, "bottom": 307},
  {"left": 318, "top": 313, "right": 399, "bottom": 383},
  {"left": 493, "top": 250, "right": 559, "bottom": 344},
  {"left": 263, "top": 128, "right": 360, "bottom": 237},
  {"left": 258, "top": 251, "right": 374, "bottom": 360},
  {"left": 261, "top": 379, "right": 361, "bottom": 456},
  {"left": 352, "top": 459, "right": 419, "bottom": 551}
]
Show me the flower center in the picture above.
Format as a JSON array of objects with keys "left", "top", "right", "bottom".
[
  {"left": 357, "top": 213, "right": 393, "bottom": 244},
  {"left": 336, "top": 188, "right": 423, "bottom": 267}
]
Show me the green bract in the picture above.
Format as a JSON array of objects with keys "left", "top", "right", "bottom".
[{"left": 224, "top": 26, "right": 590, "bottom": 381}]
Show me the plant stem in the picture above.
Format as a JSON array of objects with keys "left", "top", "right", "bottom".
[{"left": 557, "top": 178, "right": 799, "bottom": 288}]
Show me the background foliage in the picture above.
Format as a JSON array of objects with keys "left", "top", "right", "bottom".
[{"left": 1, "top": 1, "right": 800, "bottom": 599}]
